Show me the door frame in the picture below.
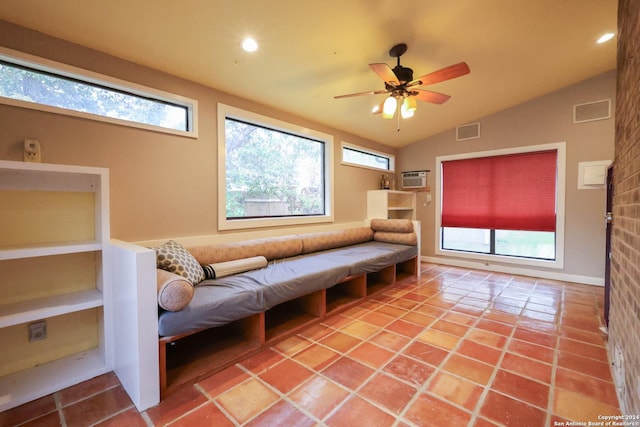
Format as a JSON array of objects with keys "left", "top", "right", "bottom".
[{"left": 604, "top": 165, "right": 613, "bottom": 326}]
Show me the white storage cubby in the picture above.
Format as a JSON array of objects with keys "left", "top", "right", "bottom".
[
  {"left": 367, "top": 189, "right": 416, "bottom": 220},
  {"left": 0, "top": 160, "right": 112, "bottom": 412}
]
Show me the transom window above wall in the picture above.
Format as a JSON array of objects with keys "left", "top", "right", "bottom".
[
  {"left": 0, "top": 47, "right": 197, "bottom": 137},
  {"left": 218, "top": 103, "right": 334, "bottom": 230},
  {"left": 341, "top": 142, "right": 395, "bottom": 172},
  {"left": 435, "top": 142, "right": 566, "bottom": 269}
]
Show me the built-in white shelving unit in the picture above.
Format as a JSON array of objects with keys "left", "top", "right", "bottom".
[
  {"left": 0, "top": 160, "right": 112, "bottom": 412},
  {"left": 367, "top": 190, "right": 416, "bottom": 220}
]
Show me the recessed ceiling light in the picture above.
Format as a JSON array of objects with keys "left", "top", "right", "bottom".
[
  {"left": 597, "top": 32, "right": 615, "bottom": 44},
  {"left": 242, "top": 37, "right": 258, "bottom": 52}
]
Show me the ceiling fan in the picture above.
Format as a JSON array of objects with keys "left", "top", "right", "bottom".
[{"left": 334, "top": 43, "right": 470, "bottom": 120}]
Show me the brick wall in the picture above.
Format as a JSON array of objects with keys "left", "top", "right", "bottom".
[{"left": 610, "top": 0, "right": 640, "bottom": 414}]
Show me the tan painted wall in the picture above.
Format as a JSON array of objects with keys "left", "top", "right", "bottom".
[
  {"left": 0, "top": 20, "right": 616, "bottom": 282},
  {"left": 397, "top": 71, "right": 616, "bottom": 280},
  {"left": 0, "top": 21, "right": 393, "bottom": 242}
]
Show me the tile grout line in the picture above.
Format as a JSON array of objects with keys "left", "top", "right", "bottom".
[
  {"left": 213, "top": 361, "right": 314, "bottom": 426},
  {"left": 139, "top": 409, "right": 155, "bottom": 427},
  {"left": 294, "top": 308, "right": 418, "bottom": 425},
  {"left": 381, "top": 265, "right": 469, "bottom": 427},
  {"left": 391, "top": 268, "right": 496, "bottom": 426},
  {"left": 533, "top": 277, "right": 561, "bottom": 427},
  {"left": 88, "top": 404, "right": 137, "bottom": 427},
  {"left": 234, "top": 333, "right": 374, "bottom": 426},
  {"left": 464, "top": 273, "right": 518, "bottom": 427},
  {"left": 285, "top": 264, "right": 466, "bottom": 426},
  {"left": 194, "top": 382, "right": 242, "bottom": 427},
  {"left": 55, "top": 392, "right": 68, "bottom": 427},
  {"left": 545, "top": 288, "right": 563, "bottom": 427}
]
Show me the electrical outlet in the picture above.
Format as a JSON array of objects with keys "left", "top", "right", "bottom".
[
  {"left": 29, "top": 320, "right": 47, "bottom": 342},
  {"left": 23, "top": 139, "right": 41, "bottom": 163}
]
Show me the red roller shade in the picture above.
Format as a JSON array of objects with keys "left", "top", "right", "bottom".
[{"left": 441, "top": 150, "right": 557, "bottom": 232}]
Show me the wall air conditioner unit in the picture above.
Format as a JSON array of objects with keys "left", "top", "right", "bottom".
[{"left": 401, "top": 170, "right": 428, "bottom": 189}]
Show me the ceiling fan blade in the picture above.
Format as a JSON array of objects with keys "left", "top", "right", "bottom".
[
  {"left": 334, "top": 89, "right": 388, "bottom": 99},
  {"left": 407, "top": 62, "right": 470, "bottom": 87},
  {"left": 413, "top": 89, "right": 451, "bottom": 104},
  {"left": 369, "top": 63, "right": 399, "bottom": 86}
]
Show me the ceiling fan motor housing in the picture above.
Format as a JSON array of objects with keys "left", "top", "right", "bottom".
[{"left": 393, "top": 65, "right": 414, "bottom": 84}]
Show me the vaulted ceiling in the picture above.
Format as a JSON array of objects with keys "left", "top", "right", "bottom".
[{"left": 0, "top": 0, "right": 617, "bottom": 147}]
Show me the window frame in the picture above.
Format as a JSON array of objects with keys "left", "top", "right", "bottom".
[
  {"left": 440, "top": 227, "right": 557, "bottom": 260},
  {"left": 0, "top": 47, "right": 198, "bottom": 138},
  {"left": 341, "top": 142, "right": 395, "bottom": 172},
  {"left": 435, "top": 142, "right": 566, "bottom": 269},
  {"left": 217, "top": 103, "right": 334, "bottom": 230}
]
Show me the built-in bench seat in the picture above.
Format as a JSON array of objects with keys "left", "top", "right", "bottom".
[
  {"left": 158, "top": 240, "right": 417, "bottom": 337},
  {"left": 153, "top": 219, "right": 420, "bottom": 397}
]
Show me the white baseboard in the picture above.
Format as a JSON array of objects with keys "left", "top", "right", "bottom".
[{"left": 421, "top": 256, "right": 604, "bottom": 287}]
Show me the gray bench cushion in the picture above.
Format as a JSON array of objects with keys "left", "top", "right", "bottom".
[{"left": 157, "top": 241, "right": 417, "bottom": 337}]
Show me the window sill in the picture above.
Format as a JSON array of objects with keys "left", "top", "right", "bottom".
[
  {"left": 434, "top": 248, "right": 564, "bottom": 270},
  {"left": 219, "top": 214, "right": 334, "bottom": 231}
]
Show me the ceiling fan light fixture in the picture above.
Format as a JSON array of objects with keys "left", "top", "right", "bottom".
[
  {"left": 382, "top": 96, "right": 397, "bottom": 119},
  {"left": 401, "top": 97, "right": 417, "bottom": 118}
]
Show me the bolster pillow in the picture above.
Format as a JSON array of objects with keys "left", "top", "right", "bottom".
[
  {"left": 299, "top": 227, "right": 373, "bottom": 254},
  {"left": 203, "top": 256, "right": 268, "bottom": 280},
  {"left": 373, "top": 231, "right": 418, "bottom": 246},
  {"left": 189, "top": 235, "right": 302, "bottom": 264},
  {"left": 370, "top": 218, "right": 414, "bottom": 233},
  {"left": 157, "top": 269, "right": 194, "bottom": 312}
]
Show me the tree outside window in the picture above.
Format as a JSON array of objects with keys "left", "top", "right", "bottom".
[{"left": 225, "top": 118, "right": 325, "bottom": 219}]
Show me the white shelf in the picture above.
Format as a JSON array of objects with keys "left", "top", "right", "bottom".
[
  {"left": 0, "top": 240, "right": 102, "bottom": 260},
  {"left": 0, "top": 160, "right": 103, "bottom": 192},
  {"left": 0, "top": 160, "right": 113, "bottom": 412},
  {"left": 0, "top": 348, "right": 108, "bottom": 412},
  {"left": 0, "top": 289, "right": 103, "bottom": 328},
  {"left": 367, "top": 190, "right": 416, "bottom": 220}
]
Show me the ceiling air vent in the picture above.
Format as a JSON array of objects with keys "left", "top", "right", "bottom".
[
  {"left": 456, "top": 122, "right": 480, "bottom": 141},
  {"left": 573, "top": 99, "right": 611, "bottom": 123}
]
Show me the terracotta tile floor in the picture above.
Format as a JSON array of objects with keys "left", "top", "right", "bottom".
[{"left": 1, "top": 263, "right": 621, "bottom": 427}]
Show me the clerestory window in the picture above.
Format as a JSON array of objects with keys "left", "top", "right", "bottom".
[{"left": 0, "top": 48, "right": 197, "bottom": 136}]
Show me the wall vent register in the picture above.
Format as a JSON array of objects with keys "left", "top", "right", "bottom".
[
  {"left": 456, "top": 122, "right": 480, "bottom": 141},
  {"left": 573, "top": 99, "right": 611, "bottom": 123}
]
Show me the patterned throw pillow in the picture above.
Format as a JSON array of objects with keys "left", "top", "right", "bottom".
[{"left": 154, "top": 240, "right": 205, "bottom": 285}]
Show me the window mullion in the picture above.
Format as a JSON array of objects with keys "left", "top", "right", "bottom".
[{"left": 489, "top": 229, "right": 496, "bottom": 254}]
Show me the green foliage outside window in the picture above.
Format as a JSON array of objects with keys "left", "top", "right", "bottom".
[
  {"left": 0, "top": 60, "right": 188, "bottom": 131},
  {"left": 225, "top": 118, "right": 325, "bottom": 219}
]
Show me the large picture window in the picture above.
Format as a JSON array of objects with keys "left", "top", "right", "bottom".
[
  {"left": 218, "top": 104, "right": 333, "bottom": 230},
  {"left": 435, "top": 143, "right": 566, "bottom": 268}
]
